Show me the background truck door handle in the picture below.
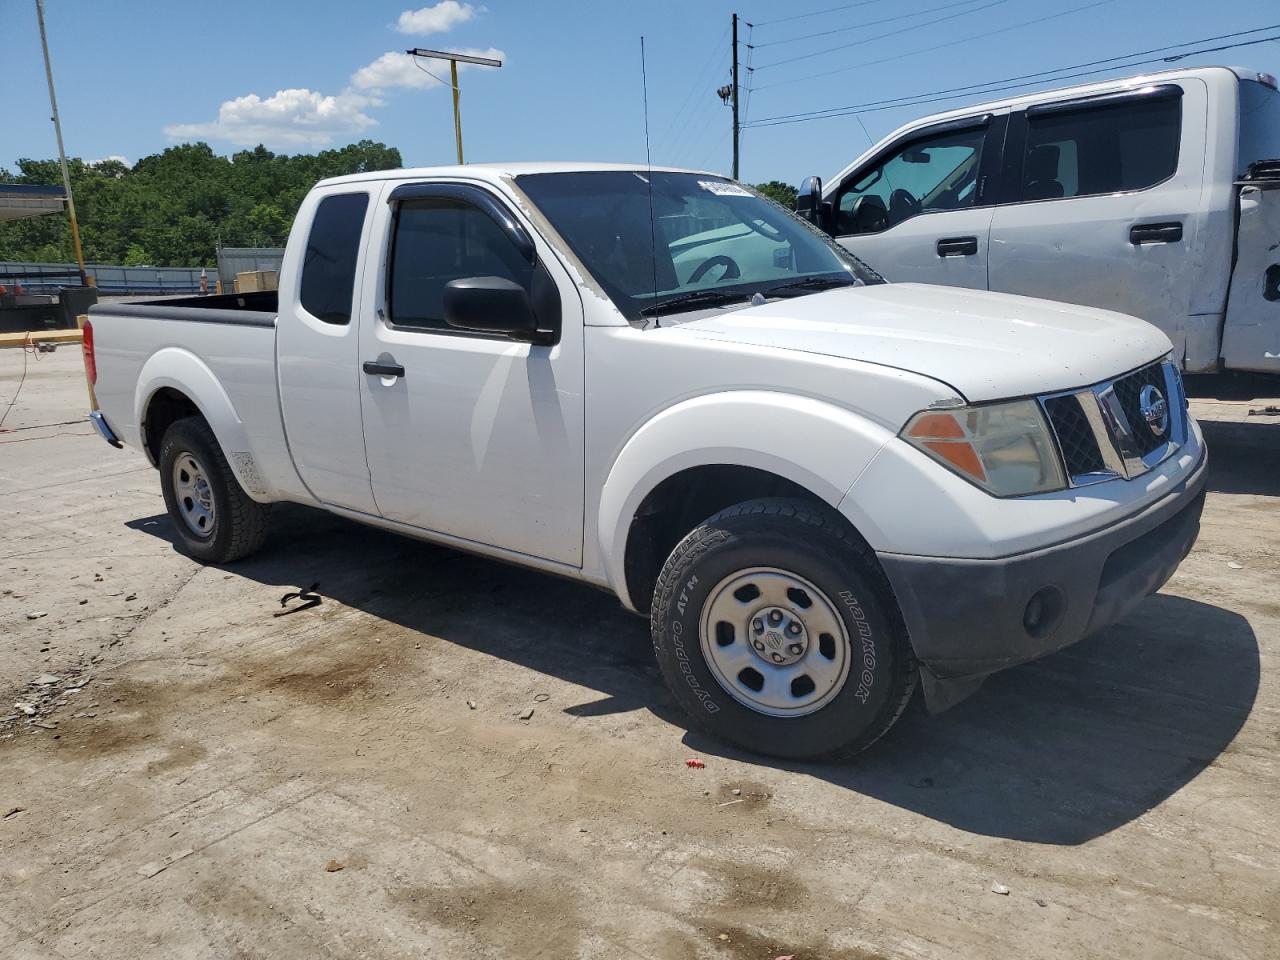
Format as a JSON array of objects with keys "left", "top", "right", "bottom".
[
  {"left": 936, "top": 236, "right": 979, "bottom": 257},
  {"left": 1129, "top": 222, "right": 1183, "bottom": 245},
  {"left": 362, "top": 360, "right": 406, "bottom": 378}
]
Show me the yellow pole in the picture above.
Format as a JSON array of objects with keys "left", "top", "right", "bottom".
[
  {"left": 451, "top": 59, "right": 463, "bottom": 164},
  {"left": 34, "top": 0, "right": 88, "bottom": 286}
]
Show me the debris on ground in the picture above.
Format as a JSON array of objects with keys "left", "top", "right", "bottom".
[
  {"left": 517, "top": 707, "right": 535, "bottom": 721},
  {"left": 991, "top": 882, "right": 1010, "bottom": 895},
  {"left": 325, "top": 859, "right": 345, "bottom": 872},
  {"left": 717, "top": 933, "right": 730, "bottom": 941},
  {"left": 533, "top": 693, "right": 549, "bottom": 702},
  {"left": 14, "top": 702, "right": 37, "bottom": 716},
  {"left": 275, "top": 583, "right": 322, "bottom": 617},
  {"left": 731, "top": 788, "right": 742, "bottom": 796},
  {"left": 137, "top": 848, "right": 195, "bottom": 879},
  {"left": 1227, "top": 561, "right": 1244, "bottom": 569},
  {"left": 1035, "top": 898, "right": 1048, "bottom": 907},
  {"left": 685, "top": 758, "right": 705, "bottom": 769},
  {"left": 466, "top": 700, "right": 477, "bottom": 710},
  {"left": 1248, "top": 405, "right": 1280, "bottom": 416},
  {"left": 26, "top": 611, "right": 47, "bottom": 620},
  {"left": 3, "top": 806, "right": 26, "bottom": 820}
]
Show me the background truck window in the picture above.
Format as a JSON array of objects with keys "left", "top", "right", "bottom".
[
  {"left": 834, "top": 127, "right": 986, "bottom": 235},
  {"left": 299, "top": 192, "right": 369, "bottom": 325},
  {"left": 1021, "top": 95, "right": 1181, "bottom": 201},
  {"left": 388, "top": 197, "right": 534, "bottom": 332},
  {"left": 1238, "top": 79, "right": 1280, "bottom": 172}
]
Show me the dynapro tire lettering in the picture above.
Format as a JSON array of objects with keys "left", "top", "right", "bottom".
[
  {"left": 839, "top": 590, "right": 877, "bottom": 704},
  {"left": 669, "top": 574, "right": 720, "bottom": 714}
]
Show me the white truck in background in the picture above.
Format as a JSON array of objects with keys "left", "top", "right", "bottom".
[
  {"left": 796, "top": 66, "right": 1280, "bottom": 374},
  {"left": 84, "top": 163, "right": 1206, "bottom": 759}
]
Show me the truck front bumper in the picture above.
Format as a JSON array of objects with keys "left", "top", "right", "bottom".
[{"left": 877, "top": 449, "right": 1208, "bottom": 711}]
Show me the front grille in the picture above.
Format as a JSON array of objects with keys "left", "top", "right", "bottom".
[
  {"left": 1039, "top": 359, "right": 1183, "bottom": 487},
  {"left": 1110, "top": 362, "right": 1168, "bottom": 456},
  {"left": 1043, "top": 394, "right": 1106, "bottom": 475}
]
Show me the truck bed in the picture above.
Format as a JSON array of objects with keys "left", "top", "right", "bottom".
[{"left": 87, "top": 297, "right": 303, "bottom": 503}]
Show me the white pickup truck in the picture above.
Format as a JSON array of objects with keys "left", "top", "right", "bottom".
[
  {"left": 796, "top": 66, "right": 1280, "bottom": 374},
  {"left": 85, "top": 163, "right": 1206, "bottom": 759}
]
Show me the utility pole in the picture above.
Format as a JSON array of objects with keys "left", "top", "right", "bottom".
[
  {"left": 405, "top": 47, "right": 502, "bottom": 165},
  {"left": 732, "top": 12, "right": 742, "bottom": 181},
  {"left": 34, "top": 0, "right": 87, "bottom": 285}
]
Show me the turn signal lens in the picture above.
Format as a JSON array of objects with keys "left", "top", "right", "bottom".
[{"left": 902, "top": 400, "right": 1066, "bottom": 497}]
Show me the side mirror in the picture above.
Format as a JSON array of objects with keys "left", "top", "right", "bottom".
[
  {"left": 443, "top": 276, "right": 543, "bottom": 343},
  {"left": 794, "top": 175, "right": 833, "bottom": 233}
]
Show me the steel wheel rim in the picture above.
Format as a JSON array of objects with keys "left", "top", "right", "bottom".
[
  {"left": 699, "top": 566, "right": 851, "bottom": 717},
  {"left": 172, "top": 452, "right": 215, "bottom": 539}
]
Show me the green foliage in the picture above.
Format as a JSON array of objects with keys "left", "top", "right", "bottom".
[
  {"left": 752, "top": 180, "right": 798, "bottom": 209},
  {"left": 0, "top": 140, "right": 403, "bottom": 267}
]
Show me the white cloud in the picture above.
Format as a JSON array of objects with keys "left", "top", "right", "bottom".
[
  {"left": 90, "top": 155, "right": 129, "bottom": 167},
  {"left": 396, "top": 1, "right": 476, "bottom": 35},
  {"left": 350, "top": 48, "right": 504, "bottom": 92},
  {"left": 165, "top": 88, "right": 378, "bottom": 148}
]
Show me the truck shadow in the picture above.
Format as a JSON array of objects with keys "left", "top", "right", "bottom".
[
  {"left": 1198, "top": 419, "right": 1280, "bottom": 496},
  {"left": 126, "top": 506, "right": 1258, "bottom": 847}
]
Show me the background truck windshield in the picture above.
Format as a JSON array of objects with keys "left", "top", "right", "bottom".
[{"left": 516, "top": 171, "right": 878, "bottom": 322}]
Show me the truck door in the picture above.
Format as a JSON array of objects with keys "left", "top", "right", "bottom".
[
  {"left": 827, "top": 113, "right": 1004, "bottom": 289},
  {"left": 277, "top": 186, "right": 380, "bottom": 514},
  {"left": 356, "top": 180, "right": 585, "bottom": 566},
  {"left": 987, "top": 82, "right": 1207, "bottom": 367},
  {"left": 1220, "top": 177, "right": 1280, "bottom": 373}
]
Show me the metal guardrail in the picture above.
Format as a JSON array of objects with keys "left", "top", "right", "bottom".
[{"left": 0, "top": 260, "right": 210, "bottom": 294}]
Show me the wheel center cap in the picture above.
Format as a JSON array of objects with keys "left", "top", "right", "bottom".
[{"left": 750, "top": 606, "right": 808, "bottom": 666}]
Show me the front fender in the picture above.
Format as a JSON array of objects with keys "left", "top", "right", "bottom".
[
  {"left": 134, "top": 347, "right": 263, "bottom": 497},
  {"left": 597, "top": 390, "right": 895, "bottom": 610}
]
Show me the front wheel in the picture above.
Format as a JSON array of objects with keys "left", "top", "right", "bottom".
[
  {"left": 158, "top": 416, "right": 270, "bottom": 563},
  {"left": 650, "top": 498, "right": 917, "bottom": 760}
]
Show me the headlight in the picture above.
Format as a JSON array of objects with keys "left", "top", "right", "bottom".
[{"left": 901, "top": 399, "right": 1066, "bottom": 497}]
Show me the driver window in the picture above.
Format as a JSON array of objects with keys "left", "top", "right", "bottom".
[{"left": 834, "top": 126, "right": 988, "bottom": 236}]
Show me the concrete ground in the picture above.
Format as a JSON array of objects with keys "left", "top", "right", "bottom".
[{"left": 1, "top": 347, "right": 1277, "bottom": 960}]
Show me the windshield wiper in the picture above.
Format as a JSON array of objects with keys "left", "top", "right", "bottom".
[
  {"left": 762, "top": 276, "right": 860, "bottom": 298},
  {"left": 639, "top": 289, "right": 752, "bottom": 317}
]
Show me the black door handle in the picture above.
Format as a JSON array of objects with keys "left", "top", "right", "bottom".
[
  {"left": 363, "top": 360, "right": 406, "bottom": 378},
  {"left": 1129, "top": 222, "right": 1182, "bottom": 244},
  {"left": 937, "top": 236, "right": 978, "bottom": 257}
]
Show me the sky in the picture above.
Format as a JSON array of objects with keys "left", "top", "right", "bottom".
[{"left": 2, "top": 0, "right": 1278, "bottom": 186}]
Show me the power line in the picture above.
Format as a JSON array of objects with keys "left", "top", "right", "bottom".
[
  {"left": 742, "top": 29, "right": 1280, "bottom": 129},
  {"left": 750, "top": 0, "right": 1114, "bottom": 89},
  {"left": 752, "top": 0, "right": 893, "bottom": 28},
  {"left": 753, "top": 0, "right": 1005, "bottom": 50},
  {"left": 753, "top": 0, "right": 1016, "bottom": 70},
  {"left": 656, "top": 23, "right": 729, "bottom": 154}
]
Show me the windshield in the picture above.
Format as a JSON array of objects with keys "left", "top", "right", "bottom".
[{"left": 515, "top": 171, "right": 881, "bottom": 323}]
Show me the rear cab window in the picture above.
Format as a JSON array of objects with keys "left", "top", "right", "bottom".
[
  {"left": 1018, "top": 89, "right": 1181, "bottom": 200},
  {"left": 300, "top": 192, "right": 369, "bottom": 325},
  {"left": 1238, "top": 78, "right": 1280, "bottom": 172}
]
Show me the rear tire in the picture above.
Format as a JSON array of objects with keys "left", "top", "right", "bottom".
[
  {"left": 650, "top": 498, "right": 917, "bottom": 760},
  {"left": 158, "top": 416, "right": 269, "bottom": 563}
]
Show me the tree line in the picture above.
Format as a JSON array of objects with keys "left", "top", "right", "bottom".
[
  {"left": 1, "top": 139, "right": 798, "bottom": 269},
  {"left": 0, "top": 141, "right": 403, "bottom": 268}
]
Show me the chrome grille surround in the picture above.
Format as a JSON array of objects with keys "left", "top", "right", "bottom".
[{"left": 1039, "top": 360, "right": 1187, "bottom": 487}]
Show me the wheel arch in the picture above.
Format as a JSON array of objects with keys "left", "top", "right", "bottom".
[
  {"left": 134, "top": 348, "right": 261, "bottom": 496},
  {"left": 598, "top": 391, "right": 895, "bottom": 613}
]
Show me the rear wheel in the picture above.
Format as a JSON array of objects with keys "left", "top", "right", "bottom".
[
  {"left": 158, "top": 416, "right": 269, "bottom": 563},
  {"left": 650, "top": 498, "right": 917, "bottom": 760}
]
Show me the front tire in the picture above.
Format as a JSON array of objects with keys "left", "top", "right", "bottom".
[
  {"left": 650, "top": 498, "right": 917, "bottom": 760},
  {"left": 158, "top": 416, "right": 270, "bottom": 563}
]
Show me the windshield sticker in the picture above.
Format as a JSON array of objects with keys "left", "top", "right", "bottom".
[{"left": 697, "top": 179, "right": 752, "bottom": 197}]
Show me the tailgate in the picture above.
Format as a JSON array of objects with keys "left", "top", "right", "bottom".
[{"left": 1220, "top": 161, "right": 1280, "bottom": 374}]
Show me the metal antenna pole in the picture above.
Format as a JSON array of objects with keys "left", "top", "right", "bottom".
[
  {"left": 34, "top": 0, "right": 87, "bottom": 285},
  {"left": 731, "top": 13, "right": 740, "bottom": 181}
]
